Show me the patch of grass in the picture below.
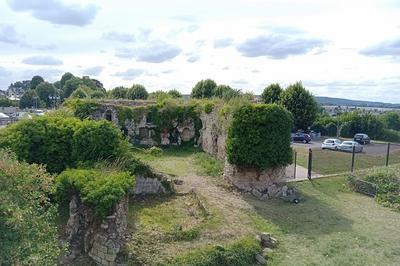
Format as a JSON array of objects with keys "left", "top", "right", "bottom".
[
  {"left": 193, "top": 153, "right": 224, "bottom": 177},
  {"left": 246, "top": 176, "right": 400, "bottom": 266},
  {"left": 163, "top": 236, "right": 261, "bottom": 266},
  {"left": 295, "top": 147, "right": 400, "bottom": 175},
  {"left": 132, "top": 146, "right": 224, "bottom": 178}
]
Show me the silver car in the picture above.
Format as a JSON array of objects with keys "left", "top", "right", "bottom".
[
  {"left": 338, "top": 141, "right": 363, "bottom": 153},
  {"left": 321, "top": 139, "right": 342, "bottom": 150}
]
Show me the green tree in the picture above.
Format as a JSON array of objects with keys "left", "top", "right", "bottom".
[
  {"left": 62, "top": 77, "right": 82, "bottom": 98},
  {"left": 110, "top": 86, "right": 128, "bottom": 99},
  {"left": 226, "top": 104, "right": 293, "bottom": 169},
  {"left": 60, "top": 72, "right": 74, "bottom": 88},
  {"left": 30, "top": 75, "right": 44, "bottom": 90},
  {"left": 261, "top": 83, "right": 282, "bottom": 104},
  {"left": 35, "top": 82, "right": 56, "bottom": 108},
  {"left": 214, "top": 85, "right": 241, "bottom": 100},
  {"left": 126, "top": 84, "right": 148, "bottom": 100},
  {"left": 0, "top": 150, "right": 62, "bottom": 265},
  {"left": 381, "top": 112, "right": 400, "bottom": 131},
  {"left": 19, "top": 90, "right": 38, "bottom": 109},
  {"left": 280, "top": 82, "right": 319, "bottom": 130},
  {"left": 191, "top": 79, "right": 217, "bottom": 98},
  {"left": 70, "top": 87, "right": 89, "bottom": 99},
  {"left": 168, "top": 89, "right": 182, "bottom": 98}
]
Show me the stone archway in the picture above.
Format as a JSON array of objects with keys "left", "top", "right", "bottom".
[{"left": 105, "top": 110, "right": 112, "bottom": 122}]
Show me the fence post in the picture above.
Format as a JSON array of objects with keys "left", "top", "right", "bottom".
[
  {"left": 351, "top": 145, "right": 356, "bottom": 173},
  {"left": 307, "top": 148, "right": 312, "bottom": 180},
  {"left": 293, "top": 151, "right": 297, "bottom": 179},
  {"left": 386, "top": 143, "right": 391, "bottom": 167}
]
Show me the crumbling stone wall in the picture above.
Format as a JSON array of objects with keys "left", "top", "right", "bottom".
[
  {"left": 90, "top": 103, "right": 197, "bottom": 147},
  {"left": 198, "top": 109, "right": 227, "bottom": 160},
  {"left": 61, "top": 194, "right": 128, "bottom": 266},
  {"left": 223, "top": 161, "right": 289, "bottom": 199},
  {"left": 134, "top": 176, "right": 167, "bottom": 195}
]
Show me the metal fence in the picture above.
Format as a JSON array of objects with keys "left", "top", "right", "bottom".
[{"left": 289, "top": 142, "right": 400, "bottom": 180}]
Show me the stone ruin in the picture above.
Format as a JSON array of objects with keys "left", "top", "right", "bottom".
[
  {"left": 61, "top": 194, "right": 128, "bottom": 266},
  {"left": 89, "top": 101, "right": 293, "bottom": 200}
]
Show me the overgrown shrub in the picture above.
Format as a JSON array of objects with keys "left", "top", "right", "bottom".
[
  {"left": 0, "top": 150, "right": 63, "bottom": 265},
  {"left": 379, "top": 129, "right": 400, "bottom": 143},
  {"left": 65, "top": 99, "right": 100, "bottom": 119},
  {"left": 72, "top": 120, "right": 127, "bottom": 163},
  {"left": 164, "top": 236, "right": 261, "bottom": 266},
  {"left": 204, "top": 102, "right": 214, "bottom": 114},
  {"left": 226, "top": 104, "right": 293, "bottom": 169},
  {"left": 56, "top": 169, "right": 134, "bottom": 217},
  {"left": 364, "top": 170, "right": 400, "bottom": 210},
  {"left": 325, "top": 122, "right": 337, "bottom": 136},
  {"left": 0, "top": 115, "right": 128, "bottom": 173}
]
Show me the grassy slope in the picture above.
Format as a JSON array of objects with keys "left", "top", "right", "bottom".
[
  {"left": 294, "top": 147, "right": 400, "bottom": 175},
  {"left": 128, "top": 148, "right": 400, "bottom": 265}
]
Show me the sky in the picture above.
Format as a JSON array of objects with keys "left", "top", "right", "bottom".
[{"left": 0, "top": 0, "right": 400, "bottom": 102}]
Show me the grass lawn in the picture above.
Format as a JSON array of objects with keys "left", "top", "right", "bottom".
[
  {"left": 294, "top": 147, "right": 400, "bottom": 175},
  {"left": 126, "top": 148, "right": 400, "bottom": 265}
]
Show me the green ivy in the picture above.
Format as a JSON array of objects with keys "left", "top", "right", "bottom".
[
  {"left": 55, "top": 169, "right": 135, "bottom": 217},
  {"left": 65, "top": 99, "right": 100, "bottom": 120},
  {"left": 226, "top": 104, "right": 293, "bottom": 169}
]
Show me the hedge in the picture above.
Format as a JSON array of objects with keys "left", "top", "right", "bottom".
[
  {"left": 0, "top": 115, "right": 128, "bottom": 173},
  {"left": 226, "top": 104, "right": 293, "bottom": 169},
  {"left": 56, "top": 169, "right": 135, "bottom": 217}
]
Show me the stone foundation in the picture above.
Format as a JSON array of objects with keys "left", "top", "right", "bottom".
[
  {"left": 223, "top": 161, "right": 289, "bottom": 199},
  {"left": 61, "top": 194, "right": 128, "bottom": 265},
  {"left": 134, "top": 176, "right": 167, "bottom": 195}
]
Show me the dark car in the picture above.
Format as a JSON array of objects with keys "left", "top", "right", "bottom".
[
  {"left": 292, "top": 133, "right": 311, "bottom": 143},
  {"left": 353, "top": 133, "right": 370, "bottom": 145}
]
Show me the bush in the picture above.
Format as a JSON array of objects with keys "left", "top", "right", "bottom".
[
  {"left": 226, "top": 104, "right": 293, "bottom": 169},
  {"left": 379, "top": 129, "right": 400, "bottom": 143},
  {"left": 0, "top": 115, "right": 128, "bottom": 173},
  {"left": 65, "top": 99, "right": 100, "bottom": 120},
  {"left": 0, "top": 150, "right": 62, "bottom": 265},
  {"left": 0, "top": 116, "right": 79, "bottom": 173},
  {"left": 364, "top": 170, "right": 400, "bottom": 210},
  {"left": 165, "top": 236, "right": 261, "bottom": 266},
  {"left": 72, "top": 120, "right": 127, "bottom": 163},
  {"left": 56, "top": 169, "right": 134, "bottom": 217}
]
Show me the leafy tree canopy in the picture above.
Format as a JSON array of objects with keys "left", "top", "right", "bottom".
[
  {"left": 30, "top": 75, "right": 44, "bottom": 90},
  {"left": 280, "top": 82, "right": 319, "bottom": 130},
  {"left": 261, "top": 83, "right": 283, "bottom": 104}
]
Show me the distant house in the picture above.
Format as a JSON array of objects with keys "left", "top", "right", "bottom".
[{"left": 0, "top": 112, "right": 11, "bottom": 125}]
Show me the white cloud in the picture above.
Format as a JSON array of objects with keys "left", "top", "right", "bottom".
[
  {"left": 7, "top": 0, "right": 99, "bottom": 26},
  {"left": 22, "top": 55, "right": 63, "bottom": 65}
]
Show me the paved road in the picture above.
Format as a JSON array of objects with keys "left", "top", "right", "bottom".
[{"left": 292, "top": 139, "right": 400, "bottom": 155}]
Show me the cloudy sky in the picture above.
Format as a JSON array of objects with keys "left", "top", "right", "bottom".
[{"left": 0, "top": 0, "right": 400, "bottom": 102}]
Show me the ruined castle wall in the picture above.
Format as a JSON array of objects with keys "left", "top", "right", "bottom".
[
  {"left": 62, "top": 194, "right": 128, "bottom": 266},
  {"left": 199, "top": 109, "right": 227, "bottom": 160}
]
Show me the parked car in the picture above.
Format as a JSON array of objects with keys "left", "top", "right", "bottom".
[
  {"left": 338, "top": 141, "right": 363, "bottom": 153},
  {"left": 292, "top": 133, "right": 311, "bottom": 144},
  {"left": 321, "top": 138, "right": 342, "bottom": 150},
  {"left": 353, "top": 133, "right": 370, "bottom": 145}
]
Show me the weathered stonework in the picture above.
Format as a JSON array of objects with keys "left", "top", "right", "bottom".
[
  {"left": 223, "top": 160, "right": 288, "bottom": 198},
  {"left": 134, "top": 176, "right": 167, "bottom": 195},
  {"left": 61, "top": 194, "right": 128, "bottom": 266},
  {"left": 91, "top": 102, "right": 197, "bottom": 147},
  {"left": 199, "top": 110, "right": 227, "bottom": 160}
]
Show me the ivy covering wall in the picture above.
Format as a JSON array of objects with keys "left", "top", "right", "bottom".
[{"left": 226, "top": 104, "right": 293, "bottom": 169}]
